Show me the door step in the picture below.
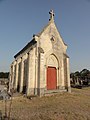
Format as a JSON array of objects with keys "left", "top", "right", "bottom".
[{"left": 44, "top": 89, "right": 67, "bottom": 96}]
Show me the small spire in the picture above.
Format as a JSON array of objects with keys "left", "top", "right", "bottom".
[{"left": 49, "top": 10, "right": 55, "bottom": 21}]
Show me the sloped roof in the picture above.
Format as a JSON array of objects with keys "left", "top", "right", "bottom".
[
  {"left": 14, "top": 39, "right": 37, "bottom": 58},
  {"left": 37, "top": 20, "right": 52, "bottom": 37},
  {"left": 14, "top": 20, "right": 51, "bottom": 58}
]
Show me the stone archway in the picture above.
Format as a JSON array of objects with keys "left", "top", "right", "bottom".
[{"left": 46, "top": 54, "right": 58, "bottom": 90}]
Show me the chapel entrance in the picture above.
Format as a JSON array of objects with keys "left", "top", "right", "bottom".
[{"left": 47, "top": 67, "right": 57, "bottom": 90}]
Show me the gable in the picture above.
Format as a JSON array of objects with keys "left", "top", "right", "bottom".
[{"left": 38, "top": 20, "right": 67, "bottom": 54}]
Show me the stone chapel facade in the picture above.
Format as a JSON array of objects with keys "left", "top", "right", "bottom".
[{"left": 10, "top": 10, "right": 71, "bottom": 96}]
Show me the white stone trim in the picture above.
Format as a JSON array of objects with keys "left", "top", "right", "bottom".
[
  {"left": 61, "top": 58, "right": 65, "bottom": 87},
  {"left": 66, "top": 57, "right": 71, "bottom": 92},
  {"left": 19, "top": 57, "right": 24, "bottom": 92}
]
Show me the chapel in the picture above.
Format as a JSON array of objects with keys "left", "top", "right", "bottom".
[{"left": 10, "top": 10, "right": 71, "bottom": 96}]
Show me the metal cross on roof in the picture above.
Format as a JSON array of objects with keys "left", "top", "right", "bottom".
[{"left": 49, "top": 10, "right": 54, "bottom": 21}]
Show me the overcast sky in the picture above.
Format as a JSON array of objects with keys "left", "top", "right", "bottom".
[{"left": 0, "top": 0, "right": 90, "bottom": 72}]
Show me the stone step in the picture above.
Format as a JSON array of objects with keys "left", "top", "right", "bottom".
[{"left": 44, "top": 89, "right": 67, "bottom": 96}]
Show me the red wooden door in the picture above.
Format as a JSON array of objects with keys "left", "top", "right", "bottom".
[{"left": 47, "top": 67, "right": 57, "bottom": 90}]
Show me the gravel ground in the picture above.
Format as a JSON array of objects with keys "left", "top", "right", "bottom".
[{"left": 0, "top": 87, "right": 90, "bottom": 120}]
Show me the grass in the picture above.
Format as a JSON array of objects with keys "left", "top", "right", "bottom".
[{"left": 0, "top": 87, "right": 90, "bottom": 120}]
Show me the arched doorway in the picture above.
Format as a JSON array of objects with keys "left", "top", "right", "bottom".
[{"left": 46, "top": 54, "right": 58, "bottom": 90}]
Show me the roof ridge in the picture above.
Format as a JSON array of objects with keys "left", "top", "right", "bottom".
[{"left": 37, "top": 20, "right": 54, "bottom": 37}]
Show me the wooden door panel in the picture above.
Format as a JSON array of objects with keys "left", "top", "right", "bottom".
[{"left": 47, "top": 67, "right": 57, "bottom": 90}]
